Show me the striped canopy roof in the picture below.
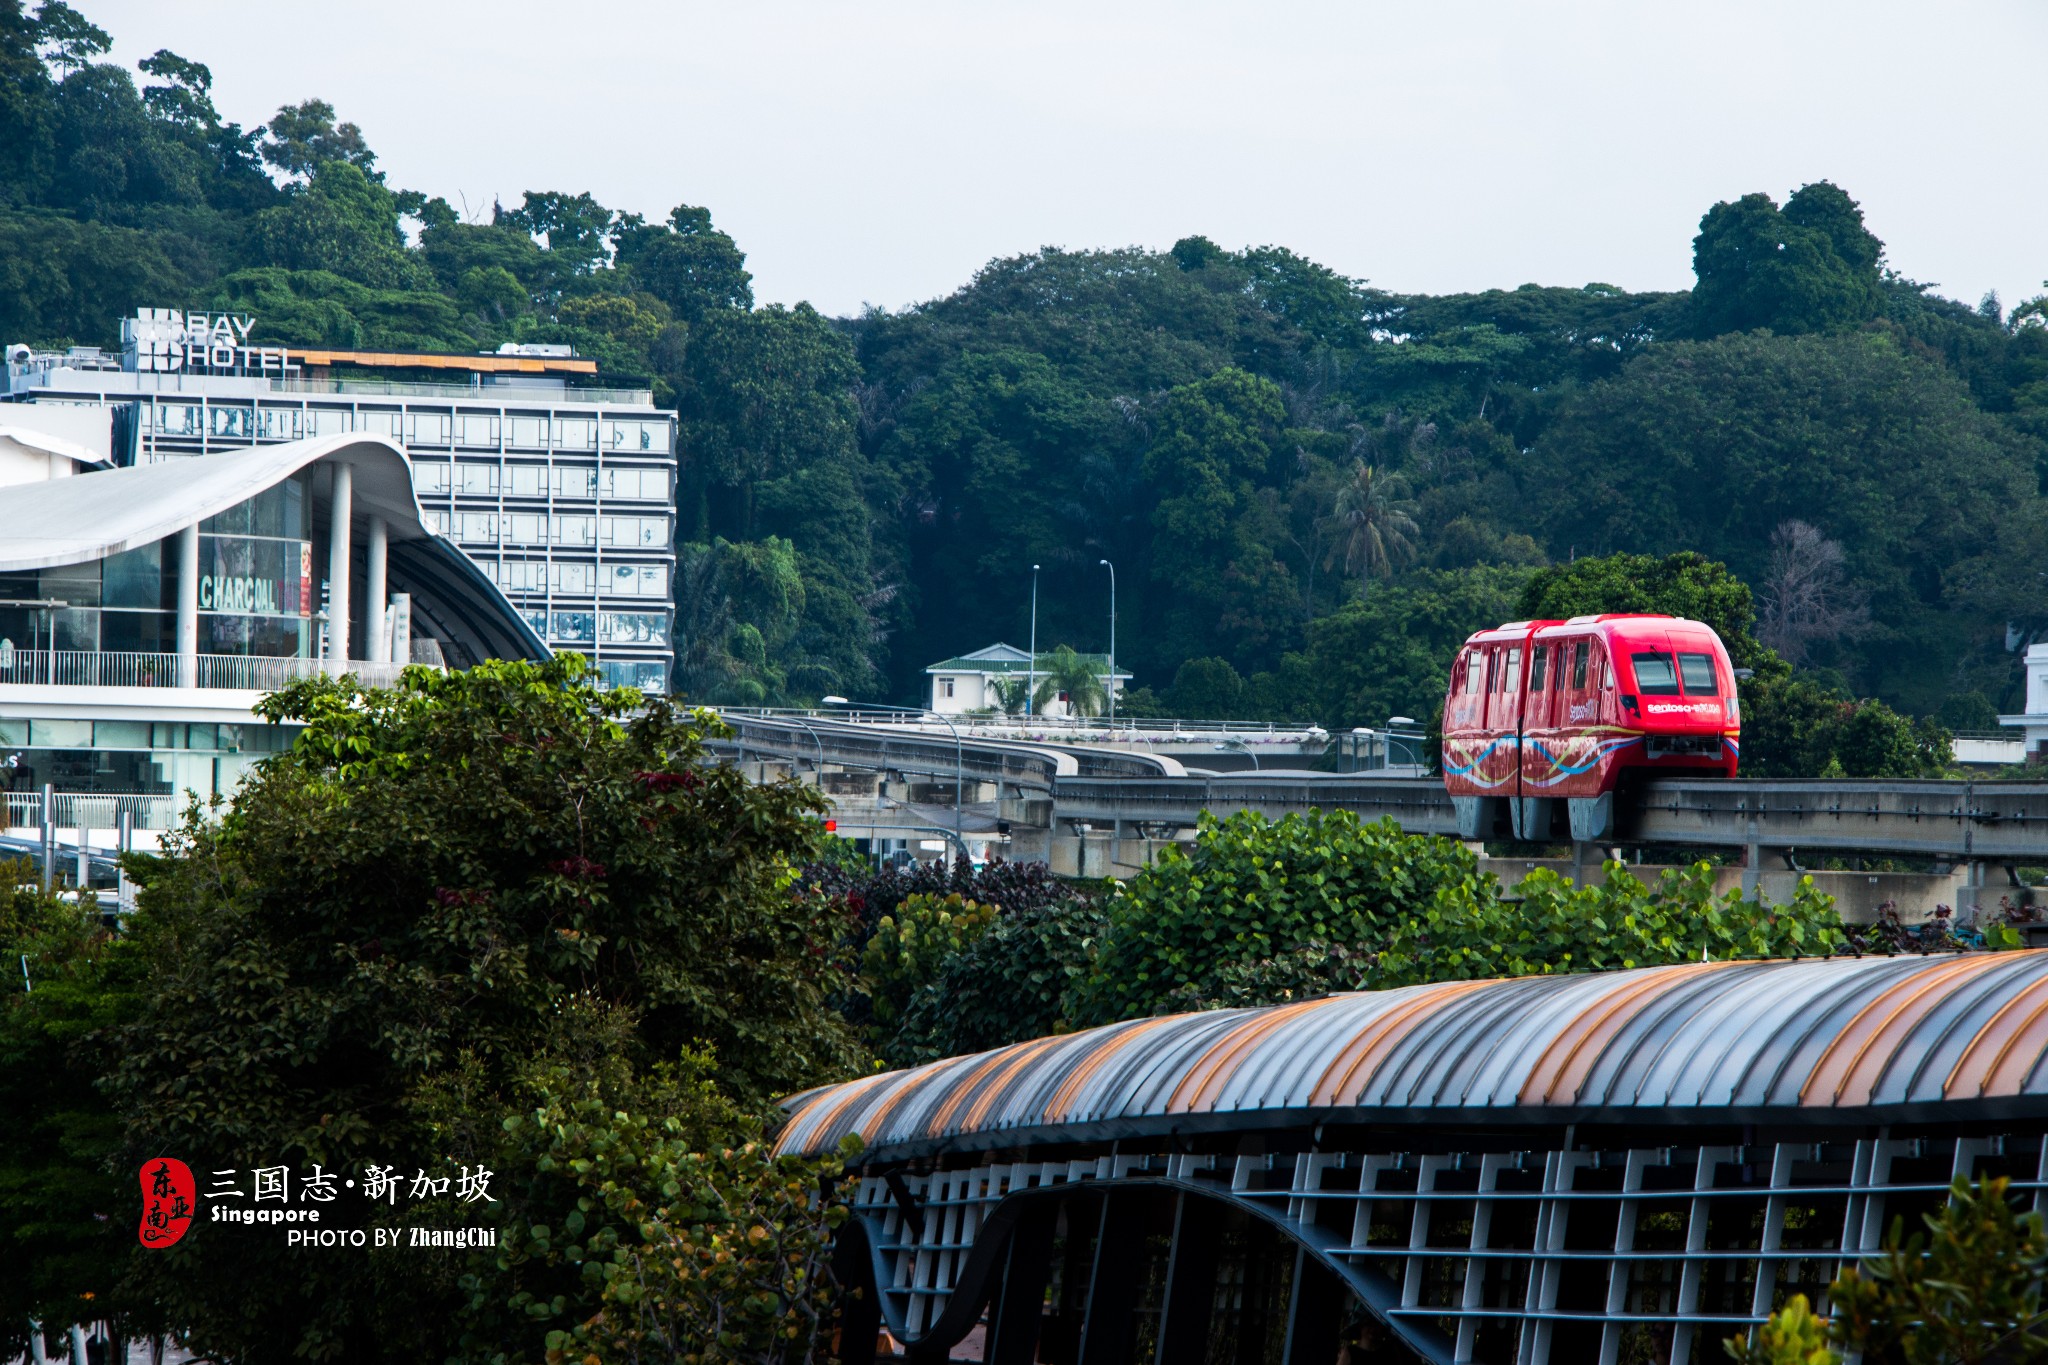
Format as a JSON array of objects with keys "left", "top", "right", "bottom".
[{"left": 777, "top": 952, "right": 2048, "bottom": 1160}]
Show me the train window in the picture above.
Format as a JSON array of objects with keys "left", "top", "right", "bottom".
[
  {"left": 1678, "top": 652, "right": 1719, "bottom": 695},
  {"left": 1500, "top": 648, "right": 1520, "bottom": 694},
  {"left": 1632, "top": 652, "right": 1681, "bottom": 694},
  {"left": 1528, "top": 646, "right": 1548, "bottom": 692},
  {"left": 1464, "top": 651, "right": 1483, "bottom": 694},
  {"left": 1570, "top": 640, "right": 1589, "bottom": 690}
]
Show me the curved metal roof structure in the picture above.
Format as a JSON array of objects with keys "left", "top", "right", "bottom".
[
  {"left": 779, "top": 952, "right": 2048, "bottom": 1160},
  {"left": 0, "top": 433, "right": 547, "bottom": 665},
  {"left": 0, "top": 432, "right": 430, "bottom": 571}
]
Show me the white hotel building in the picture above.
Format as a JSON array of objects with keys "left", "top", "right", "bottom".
[{"left": 3, "top": 309, "right": 677, "bottom": 692}]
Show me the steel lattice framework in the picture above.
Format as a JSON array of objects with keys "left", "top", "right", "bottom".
[{"left": 782, "top": 954, "right": 2048, "bottom": 1364}]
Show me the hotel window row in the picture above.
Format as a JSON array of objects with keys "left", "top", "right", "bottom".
[
  {"left": 142, "top": 403, "right": 671, "bottom": 453},
  {"left": 413, "top": 462, "right": 671, "bottom": 500},
  {"left": 428, "top": 512, "right": 671, "bottom": 549}
]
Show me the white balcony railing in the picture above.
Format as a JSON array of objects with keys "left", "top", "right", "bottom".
[
  {"left": 4, "top": 790, "right": 184, "bottom": 833},
  {"left": 0, "top": 650, "right": 417, "bottom": 690}
]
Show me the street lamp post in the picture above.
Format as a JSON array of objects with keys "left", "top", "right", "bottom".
[
  {"left": 1386, "top": 715, "right": 1421, "bottom": 770},
  {"left": 1098, "top": 559, "right": 1116, "bottom": 730},
  {"left": 788, "top": 715, "right": 828, "bottom": 781},
  {"left": 1027, "top": 564, "right": 1040, "bottom": 718},
  {"left": 1219, "top": 737, "right": 1261, "bottom": 771},
  {"left": 824, "top": 697, "right": 964, "bottom": 860}
]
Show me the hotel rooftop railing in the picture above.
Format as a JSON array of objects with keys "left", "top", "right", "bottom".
[{"left": 267, "top": 376, "right": 656, "bottom": 406}]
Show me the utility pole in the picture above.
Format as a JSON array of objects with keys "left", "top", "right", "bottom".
[
  {"left": 1027, "top": 563, "right": 1039, "bottom": 717},
  {"left": 1099, "top": 559, "right": 1116, "bottom": 729}
]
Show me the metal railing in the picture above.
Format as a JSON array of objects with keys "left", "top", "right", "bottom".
[
  {"left": 714, "top": 705, "right": 1328, "bottom": 739},
  {"left": 268, "top": 376, "right": 656, "bottom": 406},
  {"left": 0, "top": 650, "right": 417, "bottom": 690},
  {"left": 4, "top": 790, "right": 182, "bottom": 833}
]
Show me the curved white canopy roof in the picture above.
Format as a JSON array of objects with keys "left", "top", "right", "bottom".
[
  {"left": 0, "top": 432, "right": 428, "bottom": 573},
  {"left": 0, "top": 433, "right": 549, "bottom": 665}
]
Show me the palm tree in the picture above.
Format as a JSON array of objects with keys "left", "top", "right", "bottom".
[
  {"left": 988, "top": 675, "right": 1032, "bottom": 716},
  {"left": 1031, "top": 644, "right": 1108, "bottom": 718},
  {"left": 1322, "top": 462, "right": 1419, "bottom": 598}
]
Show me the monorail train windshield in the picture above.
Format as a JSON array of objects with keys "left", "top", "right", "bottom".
[
  {"left": 1631, "top": 651, "right": 1680, "bottom": 693},
  {"left": 1679, "top": 652, "right": 1718, "bottom": 693}
]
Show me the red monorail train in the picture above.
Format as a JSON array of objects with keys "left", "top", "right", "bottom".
[{"left": 1441, "top": 614, "right": 1739, "bottom": 842}]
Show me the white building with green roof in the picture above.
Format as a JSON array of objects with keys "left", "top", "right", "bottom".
[{"left": 924, "top": 643, "right": 1131, "bottom": 717}]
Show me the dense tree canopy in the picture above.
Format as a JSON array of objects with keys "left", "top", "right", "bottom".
[
  {"left": 106, "top": 659, "right": 857, "bottom": 1360},
  {"left": 4, "top": 3, "right": 2047, "bottom": 757}
]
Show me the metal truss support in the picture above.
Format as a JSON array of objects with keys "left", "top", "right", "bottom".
[{"left": 842, "top": 1131, "right": 2042, "bottom": 1365}]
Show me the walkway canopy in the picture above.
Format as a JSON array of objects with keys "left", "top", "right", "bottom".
[{"left": 779, "top": 952, "right": 2048, "bottom": 1161}]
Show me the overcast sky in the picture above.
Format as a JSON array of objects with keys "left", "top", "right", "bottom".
[{"left": 89, "top": 0, "right": 2048, "bottom": 318}]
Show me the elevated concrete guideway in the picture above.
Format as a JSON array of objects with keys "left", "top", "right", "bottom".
[{"left": 710, "top": 710, "right": 2048, "bottom": 916}]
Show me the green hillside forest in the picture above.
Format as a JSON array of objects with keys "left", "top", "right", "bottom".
[{"left": 6, "top": 1, "right": 2048, "bottom": 765}]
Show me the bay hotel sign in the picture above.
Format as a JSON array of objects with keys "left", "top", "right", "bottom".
[{"left": 122, "top": 308, "right": 300, "bottom": 377}]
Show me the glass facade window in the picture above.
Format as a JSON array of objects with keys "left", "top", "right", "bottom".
[
  {"left": 197, "top": 534, "right": 312, "bottom": 655},
  {"left": 535, "top": 610, "right": 672, "bottom": 647},
  {"left": 456, "top": 462, "right": 499, "bottom": 495},
  {"left": 490, "top": 561, "right": 665, "bottom": 600},
  {"left": 601, "top": 611, "right": 670, "bottom": 646},
  {"left": 152, "top": 403, "right": 201, "bottom": 436},
  {"left": 0, "top": 717, "right": 300, "bottom": 801},
  {"left": 0, "top": 477, "right": 312, "bottom": 662},
  {"left": 210, "top": 406, "right": 254, "bottom": 439},
  {"left": 201, "top": 477, "right": 306, "bottom": 539},
  {"left": 602, "top": 419, "right": 669, "bottom": 452},
  {"left": 610, "top": 563, "right": 668, "bottom": 597},
  {"left": 407, "top": 412, "right": 451, "bottom": 445},
  {"left": 600, "top": 515, "right": 669, "bottom": 548},
  {"left": 594, "top": 659, "right": 667, "bottom": 692}
]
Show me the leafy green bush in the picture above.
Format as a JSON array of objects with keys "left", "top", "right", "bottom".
[
  {"left": 1829, "top": 1174, "right": 2048, "bottom": 1365},
  {"left": 860, "top": 892, "right": 998, "bottom": 1031},
  {"left": 1066, "top": 810, "right": 1483, "bottom": 1027},
  {"left": 492, "top": 1061, "right": 859, "bottom": 1365},
  {"left": 1378, "top": 863, "right": 1846, "bottom": 985},
  {"left": 1724, "top": 1294, "right": 1837, "bottom": 1365},
  {"left": 1060, "top": 812, "right": 1851, "bottom": 1031},
  {"left": 887, "top": 897, "right": 1109, "bottom": 1066},
  {"left": 1730, "top": 1175, "right": 2048, "bottom": 1365}
]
